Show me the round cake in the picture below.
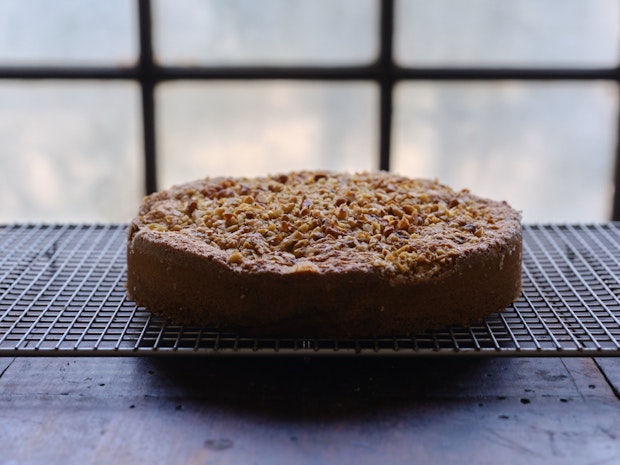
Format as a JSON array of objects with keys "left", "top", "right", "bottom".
[{"left": 126, "top": 171, "right": 522, "bottom": 337}]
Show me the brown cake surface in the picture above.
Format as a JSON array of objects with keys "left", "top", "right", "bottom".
[{"left": 126, "top": 171, "right": 522, "bottom": 337}]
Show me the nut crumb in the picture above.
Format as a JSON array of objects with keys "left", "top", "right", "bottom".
[{"left": 134, "top": 171, "right": 521, "bottom": 275}]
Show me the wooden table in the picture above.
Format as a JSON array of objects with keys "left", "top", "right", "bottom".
[{"left": 1, "top": 355, "right": 619, "bottom": 464}]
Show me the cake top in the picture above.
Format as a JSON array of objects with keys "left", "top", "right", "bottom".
[{"left": 129, "top": 171, "right": 521, "bottom": 276}]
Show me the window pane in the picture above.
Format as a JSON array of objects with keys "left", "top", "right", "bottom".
[
  {"left": 153, "top": 0, "right": 377, "bottom": 65},
  {"left": 157, "top": 81, "right": 377, "bottom": 188},
  {"left": 395, "top": 0, "right": 619, "bottom": 67},
  {"left": 0, "top": 82, "right": 142, "bottom": 223},
  {"left": 393, "top": 82, "right": 617, "bottom": 223},
  {"left": 0, "top": 0, "right": 137, "bottom": 65}
]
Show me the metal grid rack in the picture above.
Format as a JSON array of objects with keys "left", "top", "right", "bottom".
[{"left": 1, "top": 223, "right": 620, "bottom": 356}]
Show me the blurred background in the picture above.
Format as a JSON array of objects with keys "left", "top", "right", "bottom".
[{"left": 0, "top": 0, "right": 618, "bottom": 223}]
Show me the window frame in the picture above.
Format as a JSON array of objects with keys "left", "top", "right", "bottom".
[{"left": 2, "top": 0, "right": 619, "bottom": 219}]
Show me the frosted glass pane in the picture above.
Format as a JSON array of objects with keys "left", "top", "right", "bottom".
[
  {"left": 396, "top": 0, "right": 619, "bottom": 67},
  {"left": 0, "top": 0, "right": 137, "bottom": 65},
  {"left": 0, "top": 82, "right": 142, "bottom": 223},
  {"left": 157, "top": 81, "right": 377, "bottom": 188},
  {"left": 393, "top": 82, "right": 617, "bottom": 223},
  {"left": 153, "top": 0, "right": 377, "bottom": 65}
]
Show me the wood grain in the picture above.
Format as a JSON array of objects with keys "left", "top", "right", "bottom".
[
  {"left": 594, "top": 357, "right": 620, "bottom": 399},
  {"left": 0, "top": 356, "right": 618, "bottom": 465}
]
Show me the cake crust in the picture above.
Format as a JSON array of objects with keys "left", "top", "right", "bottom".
[{"left": 127, "top": 171, "right": 522, "bottom": 337}]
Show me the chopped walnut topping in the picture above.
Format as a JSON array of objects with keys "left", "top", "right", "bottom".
[{"left": 131, "top": 171, "right": 521, "bottom": 275}]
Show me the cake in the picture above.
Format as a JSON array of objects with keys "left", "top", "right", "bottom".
[{"left": 126, "top": 171, "right": 522, "bottom": 337}]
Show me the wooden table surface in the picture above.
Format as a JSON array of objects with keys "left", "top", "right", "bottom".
[{"left": 0, "top": 356, "right": 619, "bottom": 465}]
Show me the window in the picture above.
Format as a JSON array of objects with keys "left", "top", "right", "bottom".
[{"left": 1, "top": 0, "right": 618, "bottom": 223}]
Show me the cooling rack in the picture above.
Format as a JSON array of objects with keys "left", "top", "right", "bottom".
[{"left": 1, "top": 223, "right": 620, "bottom": 356}]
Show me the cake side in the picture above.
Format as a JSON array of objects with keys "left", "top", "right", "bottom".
[
  {"left": 127, "top": 228, "right": 521, "bottom": 337},
  {"left": 126, "top": 227, "right": 521, "bottom": 337}
]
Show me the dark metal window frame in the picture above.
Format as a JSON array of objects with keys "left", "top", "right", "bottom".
[{"left": 2, "top": 0, "right": 620, "bottom": 218}]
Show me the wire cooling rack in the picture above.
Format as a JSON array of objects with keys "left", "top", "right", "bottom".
[{"left": 1, "top": 223, "right": 620, "bottom": 356}]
